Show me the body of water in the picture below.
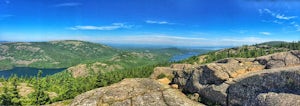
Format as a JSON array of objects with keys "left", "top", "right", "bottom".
[
  {"left": 0, "top": 67, "right": 66, "bottom": 78},
  {"left": 170, "top": 52, "right": 200, "bottom": 62}
]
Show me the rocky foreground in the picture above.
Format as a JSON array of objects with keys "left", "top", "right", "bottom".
[
  {"left": 71, "top": 50, "right": 300, "bottom": 106},
  {"left": 71, "top": 78, "right": 203, "bottom": 106},
  {"left": 152, "top": 50, "right": 300, "bottom": 106}
]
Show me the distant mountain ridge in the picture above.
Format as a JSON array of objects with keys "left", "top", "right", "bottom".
[
  {"left": 0, "top": 40, "right": 119, "bottom": 70},
  {"left": 256, "top": 41, "right": 288, "bottom": 46},
  {"left": 0, "top": 40, "right": 193, "bottom": 71}
]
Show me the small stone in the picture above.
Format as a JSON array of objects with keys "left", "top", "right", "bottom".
[{"left": 171, "top": 84, "right": 179, "bottom": 89}]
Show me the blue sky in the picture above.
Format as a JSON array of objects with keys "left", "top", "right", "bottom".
[{"left": 0, "top": 0, "right": 300, "bottom": 46}]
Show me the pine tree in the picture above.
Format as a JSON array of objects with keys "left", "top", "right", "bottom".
[
  {"left": 0, "top": 82, "right": 12, "bottom": 105},
  {"left": 11, "top": 75, "right": 21, "bottom": 105},
  {"left": 96, "top": 73, "right": 108, "bottom": 87},
  {"left": 31, "top": 70, "right": 50, "bottom": 105}
]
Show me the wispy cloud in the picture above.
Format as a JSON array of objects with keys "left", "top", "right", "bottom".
[
  {"left": 96, "top": 36, "right": 282, "bottom": 47},
  {"left": 155, "top": 35, "right": 207, "bottom": 40},
  {"left": 220, "top": 37, "right": 275, "bottom": 45},
  {"left": 290, "top": 22, "right": 300, "bottom": 31},
  {"left": 259, "top": 32, "right": 271, "bottom": 35},
  {"left": 53, "top": 2, "right": 81, "bottom": 7},
  {"left": 145, "top": 20, "right": 174, "bottom": 25},
  {"left": 0, "top": 14, "right": 13, "bottom": 20},
  {"left": 272, "top": 20, "right": 283, "bottom": 24},
  {"left": 259, "top": 8, "right": 297, "bottom": 20},
  {"left": 68, "top": 23, "right": 133, "bottom": 30},
  {"left": 96, "top": 35, "right": 278, "bottom": 47},
  {"left": 96, "top": 35, "right": 209, "bottom": 46},
  {"left": 259, "top": 8, "right": 300, "bottom": 31},
  {"left": 231, "top": 30, "right": 248, "bottom": 34},
  {"left": 1, "top": 32, "right": 289, "bottom": 47}
]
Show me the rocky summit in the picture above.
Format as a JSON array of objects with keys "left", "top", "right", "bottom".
[
  {"left": 70, "top": 78, "right": 204, "bottom": 106},
  {"left": 70, "top": 50, "right": 300, "bottom": 106},
  {"left": 150, "top": 50, "right": 300, "bottom": 106}
]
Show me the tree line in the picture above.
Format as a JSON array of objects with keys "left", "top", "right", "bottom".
[{"left": 0, "top": 62, "right": 170, "bottom": 105}]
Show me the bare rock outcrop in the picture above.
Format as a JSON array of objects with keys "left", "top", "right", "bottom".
[
  {"left": 255, "top": 50, "right": 300, "bottom": 69},
  {"left": 166, "top": 51, "right": 300, "bottom": 105},
  {"left": 255, "top": 92, "right": 300, "bottom": 106},
  {"left": 67, "top": 62, "right": 123, "bottom": 78},
  {"left": 150, "top": 64, "right": 194, "bottom": 79},
  {"left": 227, "top": 66, "right": 300, "bottom": 105},
  {"left": 70, "top": 78, "right": 204, "bottom": 106},
  {"left": 67, "top": 64, "right": 89, "bottom": 78},
  {"left": 173, "top": 58, "right": 265, "bottom": 92},
  {"left": 150, "top": 67, "right": 173, "bottom": 79}
]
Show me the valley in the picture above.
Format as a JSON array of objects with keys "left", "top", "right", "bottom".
[
  {"left": 0, "top": 40, "right": 299, "bottom": 106},
  {"left": 2, "top": 1, "right": 299, "bottom": 105},
  {"left": 0, "top": 40, "right": 211, "bottom": 105}
]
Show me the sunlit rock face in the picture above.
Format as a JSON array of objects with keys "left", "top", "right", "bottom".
[
  {"left": 168, "top": 51, "right": 300, "bottom": 105},
  {"left": 70, "top": 78, "right": 204, "bottom": 106}
]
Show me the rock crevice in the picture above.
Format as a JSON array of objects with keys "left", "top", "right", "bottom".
[{"left": 154, "top": 51, "right": 300, "bottom": 106}]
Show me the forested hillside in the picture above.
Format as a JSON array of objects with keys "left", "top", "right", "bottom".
[
  {"left": 0, "top": 40, "right": 190, "bottom": 105},
  {"left": 1, "top": 41, "right": 299, "bottom": 105},
  {"left": 0, "top": 40, "right": 118, "bottom": 70},
  {"left": 180, "top": 41, "right": 300, "bottom": 64},
  {"left": 0, "top": 40, "right": 187, "bottom": 70}
]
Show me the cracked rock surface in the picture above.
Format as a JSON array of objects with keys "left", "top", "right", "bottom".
[
  {"left": 255, "top": 92, "right": 300, "bottom": 106},
  {"left": 70, "top": 78, "right": 204, "bottom": 106},
  {"left": 169, "top": 51, "right": 300, "bottom": 105}
]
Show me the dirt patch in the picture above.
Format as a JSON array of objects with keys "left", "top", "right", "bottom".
[
  {"left": 46, "top": 91, "right": 58, "bottom": 99},
  {"left": 17, "top": 83, "right": 34, "bottom": 97}
]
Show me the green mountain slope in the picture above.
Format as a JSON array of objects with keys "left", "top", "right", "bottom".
[
  {"left": 0, "top": 40, "right": 119, "bottom": 70},
  {"left": 0, "top": 40, "right": 187, "bottom": 70}
]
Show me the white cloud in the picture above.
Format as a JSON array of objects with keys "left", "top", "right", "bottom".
[
  {"left": 259, "top": 8, "right": 297, "bottom": 20},
  {"left": 220, "top": 37, "right": 275, "bottom": 45},
  {"left": 145, "top": 20, "right": 173, "bottom": 25},
  {"left": 96, "top": 35, "right": 211, "bottom": 46},
  {"left": 95, "top": 35, "right": 278, "bottom": 47},
  {"left": 53, "top": 2, "right": 81, "bottom": 7},
  {"left": 276, "top": 14, "right": 297, "bottom": 20},
  {"left": 69, "top": 23, "right": 132, "bottom": 30},
  {"left": 259, "top": 32, "right": 271, "bottom": 35},
  {"left": 273, "top": 20, "right": 283, "bottom": 24},
  {"left": 221, "top": 37, "right": 260, "bottom": 43}
]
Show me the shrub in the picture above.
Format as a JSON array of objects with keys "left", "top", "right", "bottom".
[{"left": 157, "top": 73, "right": 166, "bottom": 79}]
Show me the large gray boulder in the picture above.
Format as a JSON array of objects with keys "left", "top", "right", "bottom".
[
  {"left": 255, "top": 92, "right": 300, "bottom": 106},
  {"left": 150, "top": 64, "right": 194, "bottom": 79},
  {"left": 173, "top": 58, "right": 265, "bottom": 87},
  {"left": 255, "top": 50, "right": 300, "bottom": 69},
  {"left": 70, "top": 78, "right": 204, "bottom": 106},
  {"left": 227, "top": 66, "right": 300, "bottom": 106},
  {"left": 170, "top": 51, "right": 300, "bottom": 105}
]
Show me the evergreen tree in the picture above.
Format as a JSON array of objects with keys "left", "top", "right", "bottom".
[
  {"left": 31, "top": 70, "right": 50, "bottom": 105},
  {"left": 96, "top": 73, "right": 108, "bottom": 87},
  {"left": 0, "top": 82, "right": 12, "bottom": 105},
  {"left": 11, "top": 75, "right": 21, "bottom": 105},
  {"left": 0, "top": 75, "right": 5, "bottom": 82}
]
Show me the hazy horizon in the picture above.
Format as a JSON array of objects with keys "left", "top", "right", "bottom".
[{"left": 1, "top": 0, "right": 300, "bottom": 47}]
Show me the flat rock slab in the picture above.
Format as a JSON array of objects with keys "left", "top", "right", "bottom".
[{"left": 70, "top": 78, "right": 204, "bottom": 106}]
